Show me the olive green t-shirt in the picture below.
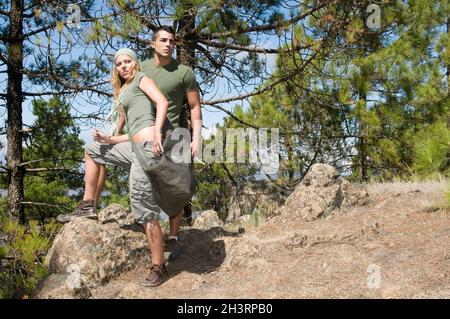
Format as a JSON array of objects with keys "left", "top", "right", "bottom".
[
  {"left": 120, "top": 71, "right": 154, "bottom": 137},
  {"left": 140, "top": 58, "right": 198, "bottom": 129}
]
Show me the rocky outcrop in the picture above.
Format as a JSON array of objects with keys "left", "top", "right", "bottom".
[
  {"left": 32, "top": 204, "right": 147, "bottom": 299},
  {"left": 97, "top": 203, "right": 135, "bottom": 227},
  {"left": 193, "top": 210, "right": 223, "bottom": 229},
  {"left": 278, "top": 164, "right": 370, "bottom": 222},
  {"left": 226, "top": 180, "right": 288, "bottom": 222},
  {"left": 31, "top": 164, "right": 371, "bottom": 298}
]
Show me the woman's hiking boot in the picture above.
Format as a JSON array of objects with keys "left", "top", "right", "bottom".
[{"left": 56, "top": 200, "right": 97, "bottom": 223}]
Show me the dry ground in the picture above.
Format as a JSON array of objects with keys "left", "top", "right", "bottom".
[{"left": 90, "top": 181, "right": 450, "bottom": 299}]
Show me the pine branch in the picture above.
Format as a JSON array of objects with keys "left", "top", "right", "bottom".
[
  {"left": 21, "top": 201, "right": 70, "bottom": 209},
  {"left": 198, "top": 38, "right": 314, "bottom": 54},
  {"left": 200, "top": 0, "right": 335, "bottom": 39},
  {"left": 128, "top": 35, "right": 151, "bottom": 46},
  {"left": 203, "top": 70, "right": 303, "bottom": 106},
  {"left": 118, "top": 1, "right": 159, "bottom": 31},
  {"left": 25, "top": 167, "right": 83, "bottom": 175},
  {"left": 19, "top": 157, "right": 83, "bottom": 167},
  {"left": 44, "top": 57, "right": 111, "bottom": 96},
  {"left": 206, "top": 103, "right": 260, "bottom": 129},
  {"left": 260, "top": 171, "right": 293, "bottom": 191},
  {"left": 220, "top": 163, "right": 238, "bottom": 187},
  {"left": 23, "top": 89, "right": 111, "bottom": 97},
  {"left": 23, "top": 18, "right": 93, "bottom": 39},
  {"left": 194, "top": 43, "right": 222, "bottom": 69},
  {"left": 0, "top": 9, "right": 9, "bottom": 16},
  {"left": 194, "top": 0, "right": 228, "bottom": 34}
]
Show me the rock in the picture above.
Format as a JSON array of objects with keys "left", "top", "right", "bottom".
[
  {"left": 223, "top": 238, "right": 261, "bottom": 268},
  {"left": 284, "top": 231, "right": 309, "bottom": 250},
  {"left": 32, "top": 273, "right": 91, "bottom": 299},
  {"left": 281, "top": 164, "right": 370, "bottom": 222},
  {"left": 301, "top": 164, "right": 340, "bottom": 187},
  {"left": 33, "top": 204, "right": 148, "bottom": 298},
  {"left": 234, "top": 215, "right": 253, "bottom": 228},
  {"left": 193, "top": 210, "right": 223, "bottom": 229},
  {"left": 97, "top": 203, "right": 135, "bottom": 227},
  {"left": 226, "top": 180, "right": 288, "bottom": 223},
  {"left": 341, "top": 181, "right": 371, "bottom": 208}
]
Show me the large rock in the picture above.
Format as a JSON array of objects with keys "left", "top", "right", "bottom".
[
  {"left": 97, "top": 203, "right": 135, "bottom": 227},
  {"left": 226, "top": 180, "right": 288, "bottom": 222},
  {"left": 193, "top": 210, "right": 223, "bottom": 229},
  {"left": 280, "top": 164, "right": 370, "bottom": 222},
  {"left": 33, "top": 204, "right": 147, "bottom": 299}
]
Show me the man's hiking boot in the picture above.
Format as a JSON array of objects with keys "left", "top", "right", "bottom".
[
  {"left": 141, "top": 263, "right": 169, "bottom": 287},
  {"left": 56, "top": 200, "right": 97, "bottom": 223},
  {"left": 164, "top": 236, "right": 182, "bottom": 262}
]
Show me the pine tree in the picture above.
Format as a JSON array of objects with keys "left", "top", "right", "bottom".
[
  {"left": 21, "top": 97, "right": 85, "bottom": 221},
  {"left": 0, "top": 1, "right": 106, "bottom": 223},
  {"left": 220, "top": 0, "right": 449, "bottom": 183}
]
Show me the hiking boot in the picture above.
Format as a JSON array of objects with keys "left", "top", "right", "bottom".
[
  {"left": 164, "top": 236, "right": 182, "bottom": 262},
  {"left": 141, "top": 263, "right": 169, "bottom": 287},
  {"left": 56, "top": 200, "right": 97, "bottom": 223}
]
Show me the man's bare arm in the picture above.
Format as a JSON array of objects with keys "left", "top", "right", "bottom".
[{"left": 186, "top": 89, "right": 202, "bottom": 158}]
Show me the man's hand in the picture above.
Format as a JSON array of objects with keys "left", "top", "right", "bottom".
[{"left": 190, "top": 137, "right": 201, "bottom": 159}]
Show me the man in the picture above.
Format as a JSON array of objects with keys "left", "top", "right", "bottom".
[
  {"left": 140, "top": 25, "right": 202, "bottom": 261},
  {"left": 57, "top": 26, "right": 202, "bottom": 264}
]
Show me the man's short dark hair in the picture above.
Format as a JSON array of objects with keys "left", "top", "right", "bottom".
[{"left": 152, "top": 25, "right": 176, "bottom": 41}]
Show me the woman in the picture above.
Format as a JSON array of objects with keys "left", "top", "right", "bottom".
[{"left": 90, "top": 48, "right": 170, "bottom": 287}]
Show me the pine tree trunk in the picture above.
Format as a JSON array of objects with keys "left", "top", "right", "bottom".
[
  {"left": 447, "top": 18, "right": 450, "bottom": 97},
  {"left": 286, "top": 138, "right": 294, "bottom": 184},
  {"left": 176, "top": 8, "right": 197, "bottom": 131},
  {"left": 176, "top": 9, "right": 196, "bottom": 68},
  {"left": 358, "top": 94, "right": 368, "bottom": 182},
  {"left": 6, "top": 0, "right": 25, "bottom": 224}
]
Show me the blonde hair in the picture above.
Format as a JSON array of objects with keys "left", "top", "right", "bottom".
[{"left": 111, "top": 58, "right": 140, "bottom": 101}]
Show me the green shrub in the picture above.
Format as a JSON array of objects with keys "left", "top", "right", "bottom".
[
  {"left": 0, "top": 215, "right": 58, "bottom": 299},
  {"left": 413, "top": 122, "right": 450, "bottom": 178}
]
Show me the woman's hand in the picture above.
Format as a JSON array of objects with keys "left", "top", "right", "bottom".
[
  {"left": 93, "top": 129, "right": 111, "bottom": 144},
  {"left": 152, "top": 127, "right": 164, "bottom": 156}
]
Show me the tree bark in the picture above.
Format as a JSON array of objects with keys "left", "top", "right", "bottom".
[
  {"left": 358, "top": 93, "right": 368, "bottom": 182},
  {"left": 176, "top": 8, "right": 196, "bottom": 68},
  {"left": 447, "top": 16, "right": 449, "bottom": 97},
  {"left": 6, "top": 0, "right": 25, "bottom": 223}
]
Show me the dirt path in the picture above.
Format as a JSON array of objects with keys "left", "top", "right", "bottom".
[{"left": 91, "top": 181, "right": 450, "bottom": 299}]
